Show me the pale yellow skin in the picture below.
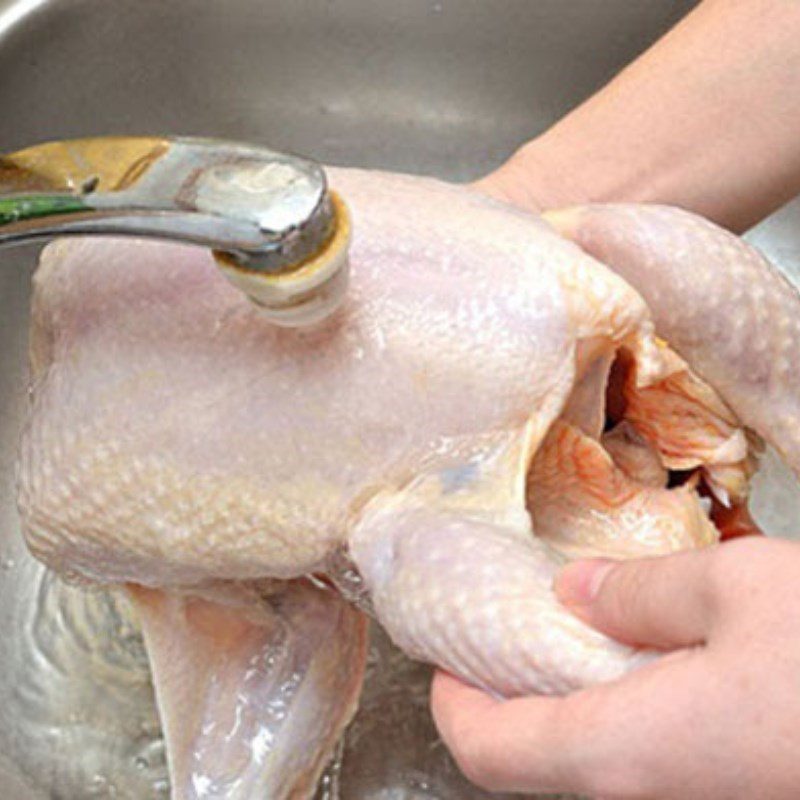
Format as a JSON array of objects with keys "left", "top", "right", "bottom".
[
  {"left": 16, "top": 171, "right": 800, "bottom": 797},
  {"left": 130, "top": 581, "right": 367, "bottom": 800}
]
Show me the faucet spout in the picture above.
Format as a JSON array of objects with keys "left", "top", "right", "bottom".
[{"left": 0, "top": 136, "right": 351, "bottom": 326}]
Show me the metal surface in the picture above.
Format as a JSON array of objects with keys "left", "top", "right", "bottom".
[
  {"left": 0, "top": 135, "right": 354, "bottom": 324},
  {"left": 0, "top": 1, "right": 798, "bottom": 798},
  {"left": 0, "top": 137, "right": 335, "bottom": 272}
]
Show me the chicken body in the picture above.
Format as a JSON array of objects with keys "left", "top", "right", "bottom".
[{"left": 16, "top": 170, "right": 800, "bottom": 798}]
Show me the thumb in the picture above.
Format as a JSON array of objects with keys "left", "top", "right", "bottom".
[{"left": 554, "top": 550, "right": 717, "bottom": 650}]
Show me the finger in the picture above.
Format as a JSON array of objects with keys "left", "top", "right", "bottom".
[
  {"left": 554, "top": 549, "right": 717, "bottom": 649},
  {"left": 432, "top": 653, "right": 710, "bottom": 797},
  {"left": 431, "top": 670, "right": 577, "bottom": 793}
]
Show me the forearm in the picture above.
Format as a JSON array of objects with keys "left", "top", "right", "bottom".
[{"left": 486, "top": 0, "right": 800, "bottom": 232}]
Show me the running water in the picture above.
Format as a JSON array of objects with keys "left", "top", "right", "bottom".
[
  {"left": 4, "top": 557, "right": 168, "bottom": 798},
  {"left": 4, "top": 551, "right": 567, "bottom": 799}
]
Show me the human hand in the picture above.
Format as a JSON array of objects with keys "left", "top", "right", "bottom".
[
  {"left": 469, "top": 146, "right": 550, "bottom": 215},
  {"left": 432, "top": 536, "right": 800, "bottom": 798},
  {"left": 471, "top": 0, "right": 800, "bottom": 232},
  {"left": 470, "top": 141, "right": 593, "bottom": 218}
]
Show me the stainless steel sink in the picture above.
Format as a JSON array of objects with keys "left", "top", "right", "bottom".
[{"left": 1, "top": 1, "right": 798, "bottom": 798}]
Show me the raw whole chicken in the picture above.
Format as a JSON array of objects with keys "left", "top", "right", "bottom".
[{"left": 16, "top": 169, "right": 800, "bottom": 798}]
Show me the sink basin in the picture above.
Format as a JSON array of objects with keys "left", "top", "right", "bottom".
[{"left": 1, "top": 1, "right": 798, "bottom": 797}]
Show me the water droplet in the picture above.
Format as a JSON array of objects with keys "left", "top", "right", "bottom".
[
  {"left": 411, "top": 775, "right": 431, "bottom": 791},
  {"left": 1, "top": 557, "right": 15, "bottom": 570},
  {"left": 134, "top": 755, "right": 148, "bottom": 770}
]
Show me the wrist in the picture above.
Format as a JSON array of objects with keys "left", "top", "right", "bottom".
[{"left": 473, "top": 138, "right": 593, "bottom": 215}]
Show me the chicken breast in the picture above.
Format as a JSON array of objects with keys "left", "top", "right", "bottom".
[{"left": 16, "top": 170, "right": 800, "bottom": 797}]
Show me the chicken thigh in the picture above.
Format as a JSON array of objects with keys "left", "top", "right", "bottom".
[{"left": 16, "top": 169, "right": 800, "bottom": 797}]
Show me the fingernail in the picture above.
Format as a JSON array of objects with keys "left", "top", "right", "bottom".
[{"left": 554, "top": 559, "right": 615, "bottom": 608}]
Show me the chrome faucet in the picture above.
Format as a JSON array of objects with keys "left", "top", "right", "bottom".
[{"left": 0, "top": 136, "right": 351, "bottom": 326}]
